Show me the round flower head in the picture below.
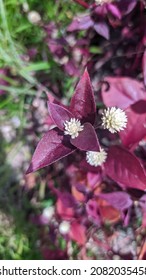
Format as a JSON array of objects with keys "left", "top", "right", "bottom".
[
  {"left": 101, "top": 107, "right": 127, "bottom": 133},
  {"left": 27, "top": 11, "right": 41, "bottom": 24},
  {"left": 42, "top": 206, "right": 55, "bottom": 221},
  {"left": 86, "top": 148, "right": 107, "bottom": 167},
  {"left": 59, "top": 221, "right": 70, "bottom": 235},
  {"left": 64, "top": 118, "right": 84, "bottom": 139}
]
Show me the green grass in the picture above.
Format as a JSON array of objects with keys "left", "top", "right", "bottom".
[{"left": 0, "top": 0, "right": 83, "bottom": 259}]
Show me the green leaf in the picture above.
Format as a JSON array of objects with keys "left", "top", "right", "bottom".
[{"left": 23, "top": 62, "right": 50, "bottom": 72}]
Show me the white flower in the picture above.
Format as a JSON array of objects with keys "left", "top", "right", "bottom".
[
  {"left": 64, "top": 118, "right": 84, "bottom": 139},
  {"left": 101, "top": 107, "right": 127, "bottom": 133},
  {"left": 27, "top": 11, "right": 41, "bottom": 24},
  {"left": 42, "top": 206, "right": 55, "bottom": 221},
  {"left": 59, "top": 221, "right": 70, "bottom": 235},
  {"left": 86, "top": 148, "right": 107, "bottom": 167}
]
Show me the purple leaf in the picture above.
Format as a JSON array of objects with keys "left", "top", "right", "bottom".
[
  {"left": 105, "top": 145, "right": 146, "bottom": 190},
  {"left": 75, "top": 183, "right": 87, "bottom": 193},
  {"left": 48, "top": 102, "right": 74, "bottom": 130},
  {"left": 70, "top": 69, "right": 96, "bottom": 124},
  {"left": 26, "top": 128, "right": 75, "bottom": 173},
  {"left": 67, "top": 15, "right": 93, "bottom": 32},
  {"left": 87, "top": 172, "right": 102, "bottom": 189},
  {"left": 94, "top": 22, "right": 110, "bottom": 40},
  {"left": 71, "top": 123, "right": 100, "bottom": 151},
  {"left": 117, "top": 0, "right": 137, "bottom": 16},
  {"left": 107, "top": 4, "right": 121, "bottom": 19},
  {"left": 86, "top": 199, "right": 101, "bottom": 226},
  {"left": 101, "top": 77, "right": 146, "bottom": 109},
  {"left": 119, "top": 100, "right": 146, "bottom": 148},
  {"left": 64, "top": 60, "right": 80, "bottom": 77},
  {"left": 98, "top": 192, "right": 132, "bottom": 211},
  {"left": 142, "top": 50, "right": 146, "bottom": 87}
]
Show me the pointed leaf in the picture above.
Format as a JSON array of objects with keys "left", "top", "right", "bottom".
[
  {"left": 101, "top": 77, "right": 146, "bottom": 109},
  {"left": 94, "top": 22, "right": 110, "bottom": 40},
  {"left": 70, "top": 69, "right": 96, "bottom": 124},
  {"left": 117, "top": 0, "right": 137, "bottom": 16},
  {"left": 98, "top": 192, "right": 132, "bottom": 211},
  {"left": 105, "top": 145, "right": 146, "bottom": 190},
  {"left": 48, "top": 102, "right": 74, "bottom": 130},
  {"left": 107, "top": 4, "right": 121, "bottom": 19},
  {"left": 119, "top": 100, "right": 146, "bottom": 148},
  {"left": 71, "top": 123, "right": 100, "bottom": 151},
  {"left": 47, "top": 92, "right": 67, "bottom": 107},
  {"left": 26, "top": 128, "right": 75, "bottom": 173}
]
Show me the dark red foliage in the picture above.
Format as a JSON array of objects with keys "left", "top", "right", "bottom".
[
  {"left": 26, "top": 1, "right": 146, "bottom": 259},
  {"left": 105, "top": 146, "right": 146, "bottom": 191},
  {"left": 26, "top": 70, "right": 100, "bottom": 173},
  {"left": 119, "top": 100, "right": 146, "bottom": 149},
  {"left": 101, "top": 77, "right": 146, "bottom": 110}
]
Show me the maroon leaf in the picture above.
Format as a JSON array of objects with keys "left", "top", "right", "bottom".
[
  {"left": 101, "top": 77, "right": 146, "bottom": 109},
  {"left": 94, "top": 22, "right": 110, "bottom": 40},
  {"left": 71, "top": 123, "right": 100, "bottom": 151},
  {"left": 98, "top": 192, "right": 132, "bottom": 211},
  {"left": 70, "top": 69, "right": 96, "bottom": 124},
  {"left": 105, "top": 145, "right": 146, "bottom": 190},
  {"left": 48, "top": 102, "right": 74, "bottom": 130},
  {"left": 80, "top": 158, "right": 101, "bottom": 173},
  {"left": 26, "top": 128, "right": 75, "bottom": 173},
  {"left": 119, "top": 100, "right": 146, "bottom": 148},
  {"left": 142, "top": 50, "right": 146, "bottom": 87}
]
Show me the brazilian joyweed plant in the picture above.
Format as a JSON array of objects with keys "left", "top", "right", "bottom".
[
  {"left": 27, "top": 69, "right": 146, "bottom": 192},
  {"left": 2, "top": 0, "right": 146, "bottom": 260},
  {"left": 25, "top": 0, "right": 146, "bottom": 259},
  {"left": 27, "top": 69, "right": 146, "bottom": 259}
]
